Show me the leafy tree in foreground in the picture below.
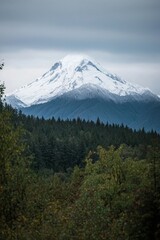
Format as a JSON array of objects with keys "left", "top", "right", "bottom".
[
  {"left": 65, "top": 145, "right": 156, "bottom": 239},
  {"left": 0, "top": 83, "right": 31, "bottom": 239}
]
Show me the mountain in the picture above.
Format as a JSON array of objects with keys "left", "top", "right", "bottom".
[{"left": 6, "top": 54, "right": 160, "bottom": 132}]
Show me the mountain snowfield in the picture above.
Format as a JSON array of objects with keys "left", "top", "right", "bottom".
[
  {"left": 6, "top": 54, "right": 157, "bottom": 107},
  {"left": 6, "top": 54, "right": 160, "bottom": 132}
]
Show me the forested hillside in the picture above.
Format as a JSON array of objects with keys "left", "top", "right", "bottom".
[
  {"left": 1, "top": 84, "right": 160, "bottom": 239},
  {"left": 5, "top": 104, "right": 159, "bottom": 172}
]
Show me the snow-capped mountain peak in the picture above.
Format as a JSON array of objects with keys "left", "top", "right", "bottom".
[{"left": 6, "top": 54, "right": 157, "bottom": 107}]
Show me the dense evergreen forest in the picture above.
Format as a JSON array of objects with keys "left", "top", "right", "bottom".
[
  {"left": 0, "top": 81, "right": 160, "bottom": 239},
  {"left": 5, "top": 104, "right": 159, "bottom": 173}
]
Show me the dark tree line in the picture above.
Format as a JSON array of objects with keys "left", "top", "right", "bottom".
[
  {"left": 4, "top": 104, "right": 159, "bottom": 173},
  {"left": 1, "top": 82, "right": 160, "bottom": 239}
]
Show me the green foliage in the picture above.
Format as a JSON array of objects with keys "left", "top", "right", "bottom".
[
  {"left": 0, "top": 109, "right": 31, "bottom": 239},
  {"left": 4, "top": 144, "right": 156, "bottom": 240},
  {"left": 0, "top": 97, "right": 160, "bottom": 239},
  {"left": 65, "top": 145, "right": 154, "bottom": 239},
  {"left": 5, "top": 105, "right": 159, "bottom": 173}
]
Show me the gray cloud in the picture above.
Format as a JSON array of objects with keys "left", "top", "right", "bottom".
[
  {"left": 0, "top": 0, "right": 160, "bottom": 94},
  {"left": 0, "top": 0, "right": 160, "bottom": 57}
]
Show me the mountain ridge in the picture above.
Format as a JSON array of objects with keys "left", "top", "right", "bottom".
[
  {"left": 6, "top": 54, "right": 158, "bottom": 108},
  {"left": 6, "top": 54, "right": 160, "bottom": 132}
]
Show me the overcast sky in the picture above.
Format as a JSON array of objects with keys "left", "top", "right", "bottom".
[{"left": 0, "top": 0, "right": 160, "bottom": 95}]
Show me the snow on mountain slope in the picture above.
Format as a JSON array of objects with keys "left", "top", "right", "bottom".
[{"left": 6, "top": 54, "right": 157, "bottom": 108}]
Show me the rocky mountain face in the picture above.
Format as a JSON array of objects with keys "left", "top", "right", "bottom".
[{"left": 6, "top": 54, "right": 160, "bottom": 132}]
